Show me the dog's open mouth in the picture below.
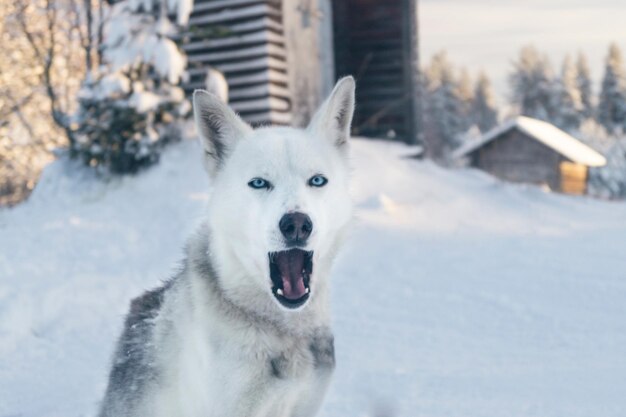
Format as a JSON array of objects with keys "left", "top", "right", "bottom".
[{"left": 269, "top": 249, "right": 313, "bottom": 309}]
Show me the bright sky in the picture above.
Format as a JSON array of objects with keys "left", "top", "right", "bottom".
[{"left": 420, "top": 0, "right": 626, "bottom": 102}]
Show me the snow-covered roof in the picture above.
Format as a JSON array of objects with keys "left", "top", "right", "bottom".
[{"left": 453, "top": 116, "right": 607, "bottom": 167}]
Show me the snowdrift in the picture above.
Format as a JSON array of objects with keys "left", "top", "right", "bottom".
[{"left": 1, "top": 138, "right": 626, "bottom": 417}]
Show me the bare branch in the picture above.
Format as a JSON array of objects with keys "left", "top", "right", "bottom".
[
  {"left": 69, "top": 0, "right": 95, "bottom": 74},
  {"left": 84, "top": 0, "right": 94, "bottom": 73},
  {"left": 69, "top": 0, "right": 88, "bottom": 62},
  {"left": 41, "top": 0, "right": 77, "bottom": 144},
  {"left": 0, "top": 92, "right": 35, "bottom": 121},
  {"left": 4, "top": 91, "right": 36, "bottom": 142},
  {"left": 15, "top": 1, "right": 44, "bottom": 62},
  {"left": 14, "top": 0, "right": 74, "bottom": 142},
  {"left": 96, "top": 0, "right": 105, "bottom": 66}
]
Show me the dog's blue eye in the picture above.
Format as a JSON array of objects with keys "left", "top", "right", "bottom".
[
  {"left": 308, "top": 175, "right": 328, "bottom": 187},
  {"left": 248, "top": 178, "right": 271, "bottom": 190}
]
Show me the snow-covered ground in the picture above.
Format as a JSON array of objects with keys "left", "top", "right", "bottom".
[{"left": 1, "top": 137, "right": 625, "bottom": 417}]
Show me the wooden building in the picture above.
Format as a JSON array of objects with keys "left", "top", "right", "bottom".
[
  {"left": 454, "top": 116, "right": 607, "bottom": 195},
  {"left": 182, "top": 0, "right": 421, "bottom": 143}
]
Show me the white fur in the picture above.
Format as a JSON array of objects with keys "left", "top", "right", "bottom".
[{"left": 99, "top": 77, "right": 356, "bottom": 417}]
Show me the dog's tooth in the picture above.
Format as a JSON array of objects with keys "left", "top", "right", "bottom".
[
  {"left": 305, "top": 287, "right": 310, "bottom": 294},
  {"left": 277, "top": 288, "right": 283, "bottom": 296}
]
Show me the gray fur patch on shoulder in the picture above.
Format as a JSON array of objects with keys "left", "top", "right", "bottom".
[{"left": 99, "top": 281, "right": 173, "bottom": 416}]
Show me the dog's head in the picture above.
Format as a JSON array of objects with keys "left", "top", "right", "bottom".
[{"left": 193, "top": 77, "right": 355, "bottom": 314}]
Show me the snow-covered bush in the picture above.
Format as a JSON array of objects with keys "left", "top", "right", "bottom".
[
  {"left": 72, "top": 0, "right": 192, "bottom": 174},
  {"left": 577, "top": 120, "right": 626, "bottom": 199},
  {"left": 588, "top": 138, "right": 626, "bottom": 199}
]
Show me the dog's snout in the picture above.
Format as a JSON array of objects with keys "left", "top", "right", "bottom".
[{"left": 279, "top": 212, "right": 313, "bottom": 245}]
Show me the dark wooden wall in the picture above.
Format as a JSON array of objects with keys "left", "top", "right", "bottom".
[
  {"left": 332, "top": 0, "right": 417, "bottom": 143},
  {"left": 473, "top": 129, "right": 564, "bottom": 190}
]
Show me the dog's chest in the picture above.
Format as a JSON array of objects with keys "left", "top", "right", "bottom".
[
  {"left": 165, "top": 327, "right": 335, "bottom": 417},
  {"left": 267, "top": 332, "right": 335, "bottom": 380},
  {"left": 248, "top": 332, "right": 334, "bottom": 417}
]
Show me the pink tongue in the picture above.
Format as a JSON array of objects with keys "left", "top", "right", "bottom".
[
  {"left": 276, "top": 250, "right": 306, "bottom": 300},
  {"left": 282, "top": 275, "right": 306, "bottom": 299}
]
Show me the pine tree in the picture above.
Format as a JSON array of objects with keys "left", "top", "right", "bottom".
[
  {"left": 423, "top": 52, "right": 467, "bottom": 159},
  {"left": 509, "top": 46, "right": 558, "bottom": 122},
  {"left": 554, "top": 55, "right": 584, "bottom": 131},
  {"left": 598, "top": 43, "right": 626, "bottom": 135},
  {"left": 73, "top": 0, "right": 193, "bottom": 173},
  {"left": 472, "top": 72, "right": 498, "bottom": 132},
  {"left": 576, "top": 52, "right": 594, "bottom": 119},
  {"left": 457, "top": 68, "right": 475, "bottom": 131}
]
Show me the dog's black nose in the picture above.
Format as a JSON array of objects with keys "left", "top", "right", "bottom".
[{"left": 279, "top": 212, "right": 313, "bottom": 245}]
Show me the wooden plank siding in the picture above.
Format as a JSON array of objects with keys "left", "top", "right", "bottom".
[
  {"left": 332, "top": 0, "right": 416, "bottom": 142},
  {"left": 182, "top": 0, "right": 291, "bottom": 126},
  {"left": 473, "top": 129, "right": 564, "bottom": 191}
]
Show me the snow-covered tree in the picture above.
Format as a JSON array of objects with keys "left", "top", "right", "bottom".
[
  {"left": 423, "top": 52, "right": 467, "bottom": 159},
  {"left": 597, "top": 43, "right": 626, "bottom": 135},
  {"left": 509, "top": 46, "right": 558, "bottom": 122},
  {"left": 457, "top": 69, "right": 473, "bottom": 103},
  {"left": 72, "top": 0, "right": 193, "bottom": 173},
  {"left": 554, "top": 55, "right": 584, "bottom": 131},
  {"left": 576, "top": 52, "right": 594, "bottom": 119},
  {"left": 471, "top": 71, "right": 498, "bottom": 132},
  {"left": 457, "top": 68, "right": 475, "bottom": 131}
]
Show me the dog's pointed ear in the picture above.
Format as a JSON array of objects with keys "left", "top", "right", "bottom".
[
  {"left": 307, "top": 76, "right": 355, "bottom": 151},
  {"left": 193, "top": 89, "right": 251, "bottom": 175}
]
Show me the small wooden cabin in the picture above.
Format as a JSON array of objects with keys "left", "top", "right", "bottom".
[
  {"left": 182, "top": 0, "right": 421, "bottom": 143},
  {"left": 454, "top": 116, "right": 607, "bottom": 195}
]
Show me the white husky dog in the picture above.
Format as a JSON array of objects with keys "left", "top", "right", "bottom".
[{"left": 98, "top": 77, "right": 356, "bottom": 417}]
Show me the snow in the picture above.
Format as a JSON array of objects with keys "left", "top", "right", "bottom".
[
  {"left": 454, "top": 116, "right": 608, "bottom": 167},
  {"left": 1, "top": 137, "right": 626, "bottom": 417},
  {"left": 105, "top": 2, "right": 189, "bottom": 84},
  {"left": 128, "top": 90, "right": 162, "bottom": 112},
  {"left": 78, "top": 73, "right": 131, "bottom": 101},
  {"left": 169, "top": 0, "right": 193, "bottom": 25},
  {"left": 204, "top": 67, "right": 229, "bottom": 103},
  {"left": 151, "top": 36, "right": 186, "bottom": 85}
]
